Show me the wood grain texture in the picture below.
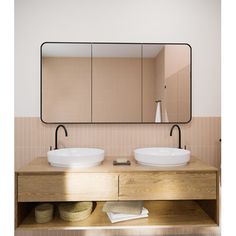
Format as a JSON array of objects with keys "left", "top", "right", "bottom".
[
  {"left": 15, "top": 228, "right": 220, "bottom": 236},
  {"left": 17, "top": 201, "right": 216, "bottom": 230},
  {"left": 17, "top": 203, "right": 35, "bottom": 227},
  {"left": 16, "top": 156, "right": 217, "bottom": 173},
  {"left": 119, "top": 172, "right": 216, "bottom": 200},
  {"left": 196, "top": 200, "right": 217, "bottom": 223},
  {"left": 18, "top": 173, "right": 118, "bottom": 202}
]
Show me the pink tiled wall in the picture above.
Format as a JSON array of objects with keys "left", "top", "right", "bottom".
[{"left": 15, "top": 117, "right": 221, "bottom": 169}]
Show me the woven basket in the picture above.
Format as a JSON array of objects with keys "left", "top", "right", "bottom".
[
  {"left": 35, "top": 203, "right": 53, "bottom": 223},
  {"left": 59, "top": 202, "right": 93, "bottom": 222}
]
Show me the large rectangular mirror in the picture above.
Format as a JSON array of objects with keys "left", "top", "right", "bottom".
[{"left": 41, "top": 42, "right": 191, "bottom": 124}]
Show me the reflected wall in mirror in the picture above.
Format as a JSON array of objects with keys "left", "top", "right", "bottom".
[
  {"left": 143, "top": 44, "right": 191, "bottom": 123},
  {"left": 41, "top": 43, "right": 92, "bottom": 123},
  {"left": 41, "top": 42, "right": 191, "bottom": 124},
  {"left": 92, "top": 44, "right": 142, "bottom": 122}
]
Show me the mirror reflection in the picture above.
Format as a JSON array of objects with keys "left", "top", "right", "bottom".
[
  {"left": 41, "top": 43, "right": 191, "bottom": 124},
  {"left": 143, "top": 44, "right": 191, "bottom": 123},
  {"left": 92, "top": 44, "right": 142, "bottom": 122},
  {"left": 42, "top": 43, "right": 91, "bottom": 123}
]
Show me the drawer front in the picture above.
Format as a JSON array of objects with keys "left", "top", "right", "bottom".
[
  {"left": 119, "top": 172, "right": 216, "bottom": 200},
  {"left": 18, "top": 173, "right": 118, "bottom": 202}
]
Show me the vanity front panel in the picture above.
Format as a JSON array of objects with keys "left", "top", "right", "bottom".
[
  {"left": 18, "top": 173, "right": 118, "bottom": 202},
  {"left": 118, "top": 172, "right": 216, "bottom": 200}
]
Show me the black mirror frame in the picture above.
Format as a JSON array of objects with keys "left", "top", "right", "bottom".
[{"left": 40, "top": 42, "right": 192, "bottom": 124}]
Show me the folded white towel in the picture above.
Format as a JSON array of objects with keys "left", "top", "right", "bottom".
[
  {"left": 107, "top": 207, "right": 149, "bottom": 223},
  {"left": 103, "top": 201, "right": 143, "bottom": 215}
]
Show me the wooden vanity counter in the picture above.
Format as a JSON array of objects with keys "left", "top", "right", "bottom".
[
  {"left": 17, "top": 156, "right": 217, "bottom": 173},
  {"left": 15, "top": 156, "right": 219, "bottom": 231}
]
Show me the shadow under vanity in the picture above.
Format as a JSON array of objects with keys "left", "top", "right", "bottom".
[{"left": 15, "top": 42, "right": 219, "bottom": 233}]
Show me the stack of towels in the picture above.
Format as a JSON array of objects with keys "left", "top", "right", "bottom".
[{"left": 102, "top": 201, "right": 148, "bottom": 223}]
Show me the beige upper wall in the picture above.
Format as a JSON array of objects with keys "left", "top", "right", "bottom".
[{"left": 15, "top": 0, "right": 221, "bottom": 117}]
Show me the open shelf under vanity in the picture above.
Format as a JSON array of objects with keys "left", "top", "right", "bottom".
[{"left": 16, "top": 200, "right": 217, "bottom": 230}]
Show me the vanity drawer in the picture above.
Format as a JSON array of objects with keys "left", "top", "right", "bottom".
[
  {"left": 18, "top": 173, "right": 118, "bottom": 202},
  {"left": 119, "top": 172, "right": 216, "bottom": 200}
]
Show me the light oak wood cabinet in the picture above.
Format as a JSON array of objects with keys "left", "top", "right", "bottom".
[
  {"left": 119, "top": 172, "right": 216, "bottom": 200},
  {"left": 15, "top": 157, "right": 219, "bottom": 231},
  {"left": 18, "top": 173, "right": 118, "bottom": 202}
]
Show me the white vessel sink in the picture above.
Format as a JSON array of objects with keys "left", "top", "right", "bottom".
[
  {"left": 47, "top": 148, "right": 105, "bottom": 168},
  {"left": 134, "top": 147, "right": 190, "bottom": 167}
]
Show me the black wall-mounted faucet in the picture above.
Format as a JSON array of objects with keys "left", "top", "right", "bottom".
[
  {"left": 170, "top": 124, "right": 182, "bottom": 149},
  {"left": 55, "top": 125, "right": 68, "bottom": 150}
]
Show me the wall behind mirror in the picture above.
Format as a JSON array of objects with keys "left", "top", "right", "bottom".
[{"left": 41, "top": 42, "right": 191, "bottom": 124}]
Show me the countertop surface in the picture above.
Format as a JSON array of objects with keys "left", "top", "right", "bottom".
[{"left": 16, "top": 156, "right": 218, "bottom": 174}]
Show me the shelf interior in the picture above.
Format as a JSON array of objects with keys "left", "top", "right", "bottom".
[{"left": 17, "top": 200, "right": 217, "bottom": 230}]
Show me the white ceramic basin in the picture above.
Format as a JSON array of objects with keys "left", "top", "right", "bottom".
[
  {"left": 134, "top": 147, "right": 190, "bottom": 167},
  {"left": 47, "top": 148, "right": 105, "bottom": 168}
]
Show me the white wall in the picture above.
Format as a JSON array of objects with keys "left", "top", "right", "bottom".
[{"left": 15, "top": 0, "right": 221, "bottom": 117}]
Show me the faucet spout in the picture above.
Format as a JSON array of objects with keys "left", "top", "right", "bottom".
[
  {"left": 55, "top": 125, "right": 68, "bottom": 150},
  {"left": 170, "top": 124, "right": 181, "bottom": 149}
]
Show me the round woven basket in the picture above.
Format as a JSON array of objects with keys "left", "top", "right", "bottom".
[
  {"left": 35, "top": 203, "right": 53, "bottom": 223},
  {"left": 59, "top": 201, "right": 93, "bottom": 222}
]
